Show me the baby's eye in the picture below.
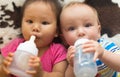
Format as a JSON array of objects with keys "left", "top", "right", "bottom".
[
  {"left": 68, "top": 26, "right": 75, "bottom": 31},
  {"left": 42, "top": 21, "right": 49, "bottom": 25},
  {"left": 85, "top": 23, "right": 92, "bottom": 27},
  {"left": 26, "top": 20, "right": 33, "bottom": 24}
]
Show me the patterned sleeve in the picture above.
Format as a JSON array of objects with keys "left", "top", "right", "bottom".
[
  {"left": 98, "top": 38, "right": 120, "bottom": 54},
  {"left": 96, "top": 38, "right": 120, "bottom": 77}
]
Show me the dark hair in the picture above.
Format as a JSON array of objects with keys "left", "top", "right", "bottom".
[
  {"left": 19, "top": 0, "right": 62, "bottom": 43},
  {"left": 21, "top": 0, "right": 61, "bottom": 21}
]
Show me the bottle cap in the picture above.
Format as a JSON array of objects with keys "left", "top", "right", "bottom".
[
  {"left": 17, "top": 35, "right": 38, "bottom": 56},
  {"left": 74, "top": 38, "right": 89, "bottom": 47}
]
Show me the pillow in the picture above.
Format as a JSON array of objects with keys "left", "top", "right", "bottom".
[{"left": 0, "top": 0, "right": 25, "bottom": 48}]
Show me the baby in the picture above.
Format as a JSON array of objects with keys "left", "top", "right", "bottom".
[{"left": 59, "top": 1, "right": 120, "bottom": 77}]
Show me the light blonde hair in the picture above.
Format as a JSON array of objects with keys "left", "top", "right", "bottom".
[{"left": 61, "top": 1, "right": 101, "bottom": 25}]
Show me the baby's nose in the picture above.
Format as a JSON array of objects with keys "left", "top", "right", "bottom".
[
  {"left": 32, "top": 24, "right": 40, "bottom": 32},
  {"left": 77, "top": 28, "right": 85, "bottom": 37}
]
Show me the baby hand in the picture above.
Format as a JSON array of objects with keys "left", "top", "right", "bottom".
[
  {"left": 1, "top": 52, "right": 14, "bottom": 74},
  {"left": 67, "top": 46, "right": 75, "bottom": 66},
  {"left": 26, "top": 56, "right": 41, "bottom": 77},
  {"left": 67, "top": 40, "right": 104, "bottom": 66},
  {"left": 82, "top": 40, "right": 104, "bottom": 61}
]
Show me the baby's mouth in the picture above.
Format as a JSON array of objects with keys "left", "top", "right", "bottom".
[{"left": 35, "top": 36, "right": 41, "bottom": 39}]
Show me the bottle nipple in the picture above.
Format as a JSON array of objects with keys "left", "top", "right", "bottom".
[
  {"left": 29, "top": 35, "right": 36, "bottom": 42},
  {"left": 74, "top": 38, "right": 89, "bottom": 47}
]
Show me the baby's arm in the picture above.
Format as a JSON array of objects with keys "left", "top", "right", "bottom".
[
  {"left": 27, "top": 56, "right": 67, "bottom": 77},
  {"left": 26, "top": 56, "right": 41, "bottom": 77},
  {"left": 66, "top": 40, "right": 120, "bottom": 77},
  {"left": 65, "top": 64, "right": 75, "bottom": 77},
  {"left": 99, "top": 50, "right": 120, "bottom": 71},
  {"left": 65, "top": 46, "right": 76, "bottom": 77},
  {"left": 0, "top": 52, "right": 14, "bottom": 77},
  {"left": 42, "top": 60, "right": 67, "bottom": 77},
  {"left": 82, "top": 40, "right": 120, "bottom": 71},
  {"left": 0, "top": 54, "right": 7, "bottom": 77}
]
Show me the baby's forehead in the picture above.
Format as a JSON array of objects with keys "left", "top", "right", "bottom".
[
  {"left": 62, "top": 4, "right": 96, "bottom": 16},
  {"left": 62, "top": 3, "right": 98, "bottom": 18},
  {"left": 67, "top": 3, "right": 93, "bottom": 10},
  {"left": 60, "top": 3, "right": 100, "bottom": 25}
]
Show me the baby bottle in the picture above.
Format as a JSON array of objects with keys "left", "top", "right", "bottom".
[
  {"left": 9, "top": 35, "right": 38, "bottom": 77},
  {"left": 74, "top": 38, "right": 97, "bottom": 77}
]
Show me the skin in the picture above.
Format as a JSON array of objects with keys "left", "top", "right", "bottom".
[
  {"left": 60, "top": 3, "right": 120, "bottom": 77},
  {"left": 0, "top": 1, "right": 67, "bottom": 77},
  {"left": 60, "top": 4, "right": 101, "bottom": 45}
]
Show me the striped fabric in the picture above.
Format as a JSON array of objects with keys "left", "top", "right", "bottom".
[
  {"left": 117, "top": 72, "right": 120, "bottom": 77},
  {"left": 96, "top": 38, "right": 120, "bottom": 77}
]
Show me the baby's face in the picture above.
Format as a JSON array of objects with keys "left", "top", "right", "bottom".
[
  {"left": 60, "top": 4, "right": 101, "bottom": 45},
  {"left": 22, "top": 1, "right": 57, "bottom": 48}
]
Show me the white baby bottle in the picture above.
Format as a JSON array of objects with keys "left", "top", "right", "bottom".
[
  {"left": 74, "top": 38, "right": 97, "bottom": 77},
  {"left": 9, "top": 35, "right": 38, "bottom": 77}
]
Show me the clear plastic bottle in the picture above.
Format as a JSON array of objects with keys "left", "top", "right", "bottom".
[
  {"left": 9, "top": 35, "right": 38, "bottom": 77},
  {"left": 74, "top": 38, "right": 97, "bottom": 77}
]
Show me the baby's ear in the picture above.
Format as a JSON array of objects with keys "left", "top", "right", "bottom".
[
  {"left": 98, "top": 24, "right": 101, "bottom": 33},
  {"left": 54, "top": 34, "right": 58, "bottom": 37}
]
